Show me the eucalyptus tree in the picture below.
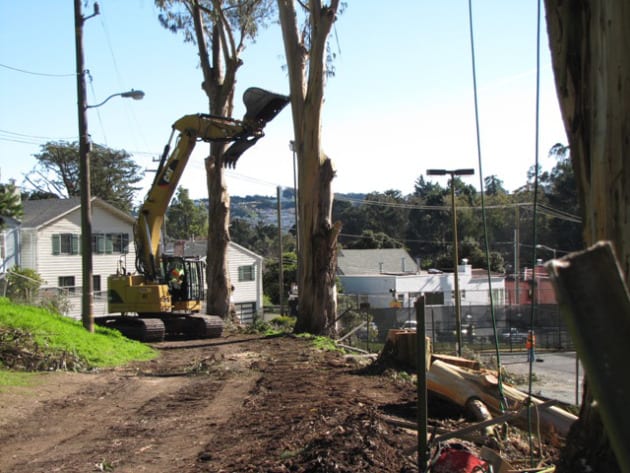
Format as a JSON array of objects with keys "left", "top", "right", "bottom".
[
  {"left": 155, "top": 0, "right": 275, "bottom": 317},
  {"left": 277, "top": 0, "right": 343, "bottom": 335},
  {"left": 546, "top": 1, "right": 629, "bottom": 471}
]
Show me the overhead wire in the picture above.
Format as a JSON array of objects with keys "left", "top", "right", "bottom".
[
  {"left": 0, "top": 62, "right": 77, "bottom": 77},
  {"left": 526, "top": 0, "right": 543, "bottom": 465},
  {"left": 467, "top": 0, "right": 508, "bottom": 412}
]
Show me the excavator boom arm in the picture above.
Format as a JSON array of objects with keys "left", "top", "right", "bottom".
[{"left": 134, "top": 88, "right": 289, "bottom": 280}]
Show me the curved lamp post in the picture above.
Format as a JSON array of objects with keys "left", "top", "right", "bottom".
[
  {"left": 75, "top": 0, "right": 145, "bottom": 332},
  {"left": 426, "top": 168, "right": 475, "bottom": 357},
  {"left": 87, "top": 89, "right": 145, "bottom": 109},
  {"left": 536, "top": 243, "right": 558, "bottom": 259}
]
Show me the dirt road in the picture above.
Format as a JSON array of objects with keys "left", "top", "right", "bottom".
[{"left": 0, "top": 334, "right": 419, "bottom": 473}]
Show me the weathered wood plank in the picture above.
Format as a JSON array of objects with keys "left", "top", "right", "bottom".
[{"left": 547, "top": 241, "right": 630, "bottom": 472}]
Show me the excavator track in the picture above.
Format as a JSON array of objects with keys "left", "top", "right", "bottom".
[
  {"left": 95, "top": 316, "right": 166, "bottom": 342},
  {"left": 187, "top": 314, "right": 224, "bottom": 339},
  {"left": 161, "top": 314, "right": 224, "bottom": 339}
]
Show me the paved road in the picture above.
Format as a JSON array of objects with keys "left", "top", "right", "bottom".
[{"left": 482, "top": 351, "right": 583, "bottom": 406}]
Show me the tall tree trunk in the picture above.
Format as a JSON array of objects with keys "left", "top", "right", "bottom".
[
  {"left": 278, "top": 0, "right": 341, "bottom": 336},
  {"left": 205, "top": 146, "right": 231, "bottom": 316},
  {"left": 545, "top": 1, "right": 630, "bottom": 471}
]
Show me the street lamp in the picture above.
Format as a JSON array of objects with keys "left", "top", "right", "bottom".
[
  {"left": 426, "top": 168, "right": 475, "bottom": 357},
  {"left": 75, "top": 0, "right": 144, "bottom": 331},
  {"left": 87, "top": 89, "right": 145, "bottom": 109},
  {"left": 536, "top": 243, "right": 557, "bottom": 259}
]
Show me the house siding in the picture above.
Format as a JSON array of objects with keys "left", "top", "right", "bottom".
[
  {"left": 19, "top": 200, "right": 135, "bottom": 319},
  {"left": 227, "top": 243, "right": 263, "bottom": 319}
]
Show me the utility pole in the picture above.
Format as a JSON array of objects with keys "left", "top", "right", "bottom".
[
  {"left": 427, "top": 168, "right": 475, "bottom": 357},
  {"left": 277, "top": 186, "right": 284, "bottom": 316},
  {"left": 74, "top": 0, "right": 99, "bottom": 332}
]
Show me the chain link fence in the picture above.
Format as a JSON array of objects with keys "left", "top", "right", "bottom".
[{"left": 338, "top": 290, "right": 572, "bottom": 354}]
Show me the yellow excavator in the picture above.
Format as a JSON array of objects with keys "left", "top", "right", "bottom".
[{"left": 98, "top": 88, "right": 289, "bottom": 342}]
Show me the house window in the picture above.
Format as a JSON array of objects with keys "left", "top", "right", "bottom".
[
  {"left": 111, "top": 233, "right": 130, "bottom": 254},
  {"left": 58, "top": 276, "right": 76, "bottom": 293},
  {"left": 238, "top": 265, "right": 255, "bottom": 282},
  {"left": 93, "top": 233, "right": 129, "bottom": 254},
  {"left": 93, "top": 275, "right": 101, "bottom": 293},
  {"left": 52, "top": 233, "right": 80, "bottom": 255}
]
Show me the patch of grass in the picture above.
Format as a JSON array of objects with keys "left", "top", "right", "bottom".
[
  {"left": 296, "top": 333, "right": 344, "bottom": 353},
  {"left": 0, "top": 297, "right": 156, "bottom": 372},
  {"left": 0, "top": 370, "right": 38, "bottom": 389}
]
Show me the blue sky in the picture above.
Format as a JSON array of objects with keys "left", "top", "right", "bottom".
[{"left": 0, "top": 1, "right": 566, "bottom": 201}]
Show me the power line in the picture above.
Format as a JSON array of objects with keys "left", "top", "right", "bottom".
[{"left": 0, "top": 62, "right": 76, "bottom": 77}]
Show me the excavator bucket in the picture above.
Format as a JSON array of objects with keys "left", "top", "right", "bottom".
[
  {"left": 223, "top": 88, "right": 290, "bottom": 167},
  {"left": 243, "top": 87, "right": 290, "bottom": 125}
]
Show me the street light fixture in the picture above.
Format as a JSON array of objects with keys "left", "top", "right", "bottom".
[
  {"left": 536, "top": 244, "right": 557, "bottom": 259},
  {"left": 75, "top": 0, "right": 144, "bottom": 332},
  {"left": 426, "top": 168, "right": 475, "bottom": 357},
  {"left": 87, "top": 89, "right": 145, "bottom": 109}
]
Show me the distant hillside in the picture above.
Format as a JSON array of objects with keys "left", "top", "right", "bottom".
[{"left": 227, "top": 192, "right": 366, "bottom": 228}]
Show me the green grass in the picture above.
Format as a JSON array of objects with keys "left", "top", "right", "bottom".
[
  {"left": 0, "top": 370, "right": 38, "bottom": 388},
  {"left": 0, "top": 297, "right": 157, "bottom": 371}
]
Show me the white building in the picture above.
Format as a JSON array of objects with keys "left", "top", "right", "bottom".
[
  {"left": 173, "top": 239, "right": 264, "bottom": 323},
  {"left": 337, "top": 248, "right": 506, "bottom": 332},
  {"left": 19, "top": 197, "right": 136, "bottom": 318}
]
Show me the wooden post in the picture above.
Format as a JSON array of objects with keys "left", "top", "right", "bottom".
[
  {"left": 547, "top": 241, "right": 630, "bottom": 473},
  {"left": 415, "top": 296, "right": 428, "bottom": 470}
]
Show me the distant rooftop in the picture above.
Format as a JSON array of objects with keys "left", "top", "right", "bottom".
[{"left": 337, "top": 248, "right": 418, "bottom": 275}]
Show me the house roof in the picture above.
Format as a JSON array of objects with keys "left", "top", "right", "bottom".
[
  {"left": 170, "top": 239, "right": 263, "bottom": 262},
  {"left": 21, "top": 197, "right": 134, "bottom": 229},
  {"left": 337, "top": 248, "right": 418, "bottom": 275}
]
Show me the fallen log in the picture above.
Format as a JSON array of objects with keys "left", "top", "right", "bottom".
[{"left": 427, "top": 359, "right": 577, "bottom": 437}]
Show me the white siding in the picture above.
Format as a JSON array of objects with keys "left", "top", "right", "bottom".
[
  {"left": 227, "top": 243, "right": 262, "bottom": 308},
  {"left": 20, "top": 202, "right": 135, "bottom": 319}
]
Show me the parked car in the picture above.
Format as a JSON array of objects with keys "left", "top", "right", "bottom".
[
  {"left": 400, "top": 320, "right": 417, "bottom": 330},
  {"left": 501, "top": 328, "right": 528, "bottom": 343}
]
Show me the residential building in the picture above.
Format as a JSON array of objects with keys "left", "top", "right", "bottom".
[
  {"left": 19, "top": 197, "right": 136, "bottom": 318},
  {"left": 169, "top": 239, "right": 264, "bottom": 323}
]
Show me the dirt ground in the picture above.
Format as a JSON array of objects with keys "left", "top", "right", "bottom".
[{"left": 0, "top": 333, "right": 560, "bottom": 473}]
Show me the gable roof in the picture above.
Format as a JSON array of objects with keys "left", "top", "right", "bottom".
[
  {"left": 337, "top": 248, "right": 418, "bottom": 275},
  {"left": 166, "top": 239, "right": 263, "bottom": 262},
  {"left": 21, "top": 197, "right": 134, "bottom": 229}
]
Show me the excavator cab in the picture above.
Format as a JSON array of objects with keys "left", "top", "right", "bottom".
[{"left": 161, "top": 256, "right": 205, "bottom": 309}]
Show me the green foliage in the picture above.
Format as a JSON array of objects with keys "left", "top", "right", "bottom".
[
  {"left": 5, "top": 266, "right": 43, "bottom": 304},
  {"left": 0, "top": 182, "right": 23, "bottom": 222},
  {"left": 269, "top": 315, "right": 296, "bottom": 331},
  {"left": 0, "top": 298, "right": 156, "bottom": 371},
  {"left": 166, "top": 187, "right": 208, "bottom": 239},
  {"left": 296, "top": 333, "right": 343, "bottom": 353},
  {"left": 26, "top": 141, "right": 143, "bottom": 213},
  {"left": 263, "top": 251, "right": 297, "bottom": 304}
]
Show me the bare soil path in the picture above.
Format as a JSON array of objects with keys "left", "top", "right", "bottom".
[{"left": 0, "top": 334, "right": 418, "bottom": 473}]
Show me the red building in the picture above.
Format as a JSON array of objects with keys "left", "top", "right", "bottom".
[{"left": 505, "top": 264, "right": 557, "bottom": 306}]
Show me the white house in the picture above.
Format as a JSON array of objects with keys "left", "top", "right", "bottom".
[
  {"left": 337, "top": 249, "right": 506, "bottom": 333},
  {"left": 170, "top": 239, "right": 264, "bottom": 323},
  {"left": 338, "top": 248, "right": 504, "bottom": 308},
  {"left": 20, "top": 197, "right": 136, "bottom": 318}
]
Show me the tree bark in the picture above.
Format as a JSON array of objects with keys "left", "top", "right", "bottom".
[
  {"left": 278, "top": 0, "right": 341, "bottom": 336},
  {"left": 544, "top": 1, "right": 630, "bottom": 471}
]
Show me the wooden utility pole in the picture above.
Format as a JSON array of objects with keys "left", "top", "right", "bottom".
[
  {"left": 74, "top": 0, "right": 99, "bottom": 332},
  {"left": 277, "top": 186, "right": 284, "bottom": 316}
]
